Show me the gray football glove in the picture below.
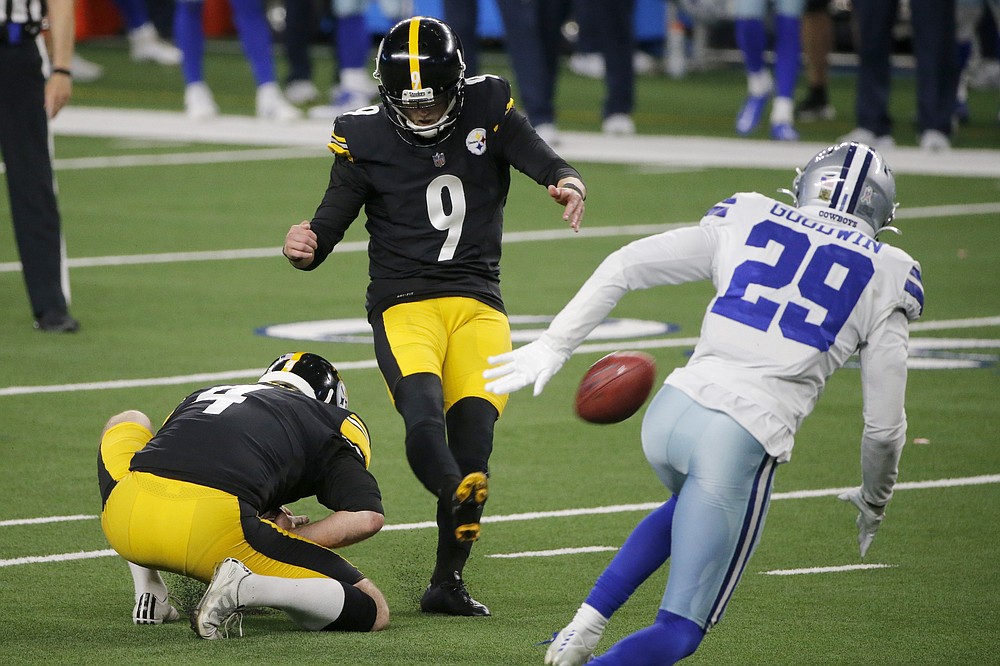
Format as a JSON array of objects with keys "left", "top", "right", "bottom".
[
  {"left": 838, "top": 487, "right": 886, "bottom": 558},
  {"left": 483, "top": 338, "right": 570, "bottom": 396}
]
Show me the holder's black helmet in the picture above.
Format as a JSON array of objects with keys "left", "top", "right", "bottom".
[
  {"left": 374, "top": 16, "right": 466, "bottom": 141},
  {"left": 259, "top": 352, "right": 347, "bottom": 407}
]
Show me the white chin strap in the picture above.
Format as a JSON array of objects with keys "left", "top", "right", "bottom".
[
  {"left": 406, "top": 120, "right": 445, "bottom": 138},
  {"left": 258, "top": 371, "right": 316, "bottom": 399},
  {"left": 402, "top": 97, "right": 457, "bottom": 138}
]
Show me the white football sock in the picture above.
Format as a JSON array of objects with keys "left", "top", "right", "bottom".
[
  {"left": 747, "top": 70, "right": 774, "bottom": 97},
  {"left": 770, "top": 96, "right": 794, "bottom": 125},
  {"left": 238, "top": 572, "right": 347, "bottom": 631},
  {"left": 128, "top": 561, "right": 169, "bottom": 600}
]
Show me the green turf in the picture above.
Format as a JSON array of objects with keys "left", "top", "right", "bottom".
[{"left": 1, "top": 36, "right": 998, "bottom": 665}]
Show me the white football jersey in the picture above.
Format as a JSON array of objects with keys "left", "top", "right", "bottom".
[
  {"left": 543, "top": 192, "right": 923, "bottom": 462},
  {"left": 667, "top": 193, "right": 922, "bottom": 460}
]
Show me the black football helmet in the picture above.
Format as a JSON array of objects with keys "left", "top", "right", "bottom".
[
  {"left": 374, "top": 16, "right": 466, "bottom": 141},
  {"left": 259, "top": 352, "right": 348, "bottom": 408}
]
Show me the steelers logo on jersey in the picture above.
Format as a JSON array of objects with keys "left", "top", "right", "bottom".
[{"left": 466, "top": 128, "right": 487, "bottom": 156}]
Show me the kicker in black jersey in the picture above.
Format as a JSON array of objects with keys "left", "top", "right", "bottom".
[{"left": 306, "top": 74, "right": 581, "bottom": 315}]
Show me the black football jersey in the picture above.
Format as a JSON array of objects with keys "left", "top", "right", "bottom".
[
  {"left": 128, "top": 383, "right": 382, "bottom": 514},
  {"left": 306, "top": 75, "right": 581, "bottom": 315}
]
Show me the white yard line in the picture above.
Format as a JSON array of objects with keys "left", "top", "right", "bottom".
[
  {"left": 760, "top": 564, "right": 896, "bottom": 576},
  {"left": 50, "top": 107, "right": 1000, "bottom": 177},
  {"left": 1, "top": 202, "right": 997, "bottom": 274},
  {"left": 3, "top": 474, "right": 997, "bottom": 568},
  {"left": 2, "top": 313, "right": 998, "bottom": 397}
]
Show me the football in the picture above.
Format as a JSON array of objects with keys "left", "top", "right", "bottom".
[{"left": 574, "top": 351, "right": 657, "bottom": 424}]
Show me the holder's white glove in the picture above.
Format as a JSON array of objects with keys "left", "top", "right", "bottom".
[
  {"left": 838, "top": 487, "right": 886, "bottom": 558},
  {"left": 484, "top": 338, "right": 570, "bottom": 396}
]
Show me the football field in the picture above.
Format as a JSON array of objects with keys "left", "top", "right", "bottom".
[{"left": 1, "top": 43, "right": 999, "bottom": 665}]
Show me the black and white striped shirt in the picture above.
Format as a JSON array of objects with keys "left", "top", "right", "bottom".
[{"left": 1, "top": 0, "right": 48, "bottom": 30}]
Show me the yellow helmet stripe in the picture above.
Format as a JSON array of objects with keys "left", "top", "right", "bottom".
[
  {"left": 282, "top": 352, "right": 304, "bottom": 372},
  {"left": 407, "top": 17, "right": 422, "bottom": 90}
]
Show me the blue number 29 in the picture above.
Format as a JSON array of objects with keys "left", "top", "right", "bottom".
[{"left": 710, "top": 220, "right": 874, "bottom": 351}]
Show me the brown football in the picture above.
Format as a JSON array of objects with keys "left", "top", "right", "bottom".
[{"left": 574, "top": 351, "right": 657, "bottom": 424}]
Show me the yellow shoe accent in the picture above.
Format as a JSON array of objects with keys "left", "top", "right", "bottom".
[{"left": 453, "top": 472, "right": 488, "bottom": 542}]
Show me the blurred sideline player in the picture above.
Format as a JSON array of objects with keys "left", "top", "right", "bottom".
[
  {"left": 794, "top": 0, "right": 836, "bottom": 122},
  {"left": 174, "top": 0, "right": 301, "bottom": 120},
  {"left": 71, "top": 0, "right": 181, "bottom": 82},
  {"left": 485, "top": 142, "right": 923, "bottom": 664},
  {"left": 734, "top": 0, "right": 804, "bottom": 140},
  {"left": 282, "top": 16, "right": 587, "bottom": 616},
  {"left": 98, "top": 352, "right": 389, "bottom": 637}
]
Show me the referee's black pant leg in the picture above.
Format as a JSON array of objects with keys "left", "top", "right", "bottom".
[{"left": 0, "top": 46, "right": 68, "bottom": 317}]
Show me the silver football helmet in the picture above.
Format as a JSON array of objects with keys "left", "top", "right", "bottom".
[{"left": 791, "top": 142, "right": 898, "bottom": 237}]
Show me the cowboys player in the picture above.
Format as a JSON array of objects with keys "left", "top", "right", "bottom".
[
  {"left": 282, "top": 16, "right": 587, "bottom": 616},
  {"left": 485, "top": 142, "right": 923, "bottom": 664}
]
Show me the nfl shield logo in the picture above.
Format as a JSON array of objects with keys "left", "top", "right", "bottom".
[{"left": 433, "top": 152, "right": 446, "bottom": 168}]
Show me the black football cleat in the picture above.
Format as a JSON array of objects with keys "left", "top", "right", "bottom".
[
  {"left": 794, "top": 87, "right": 836, "bottom": 123},
  {"left": 420, "top": 572, "right": 491, "bottom": 617},
  {"left": 33, "top": 310, "right": 79, "bottom": 333},
  {"left": 452, "top": 472, "right": 488, "bottom": 542}
]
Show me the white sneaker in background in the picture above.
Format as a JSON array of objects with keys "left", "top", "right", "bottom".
[
  {"left": 602, "top": 113, "right": 636, "bottom": 136},
  {"left": 71, "top": 54, "right": 104, "bottom": 83},
  {"left": 534, "top": 122, "right": 560, "bottom": 146},
  {"left": 129, "top": 23, "right": 182, "bottom": 66},
  {"left": 919, "top": 129, "right": 951, "bottom": 152},
  {"left": 633, "top": 51, "right": 658, "bottom": 76},
  {"left": 307, "top": 86, "right": 374, "bottom": 119},
  {"left": 184, "top": 81, "right": 219, "bottom": 120},
  {"left": 838, "top": 127, "right": 896, "bottom": 150},
  {"left": 285, "top": 79, "right": 320, "bottom": 105},
  {"left": 256, "top": 82, "right": 303, "bottom": 121},
  {"left": 568, "top": 52, "right": 604, "bottom": 79},
  {"left": 967, "top": 58, "right": 1000, "bottom": 89}
]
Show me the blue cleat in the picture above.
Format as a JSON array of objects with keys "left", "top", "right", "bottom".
[
  {"left": 770, "top": 123, "right": 800, "bottom": 141},
  {"left": 736, "top": 94, "right": 769, "bottom": 135}
]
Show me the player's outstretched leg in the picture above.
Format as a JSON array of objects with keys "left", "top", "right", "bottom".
[
  {"left": 420, "top": 473, "right": 491, "bottom": 616},
  {"left": 588, "top": 610, "right": 703, "bottom": 665}
]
